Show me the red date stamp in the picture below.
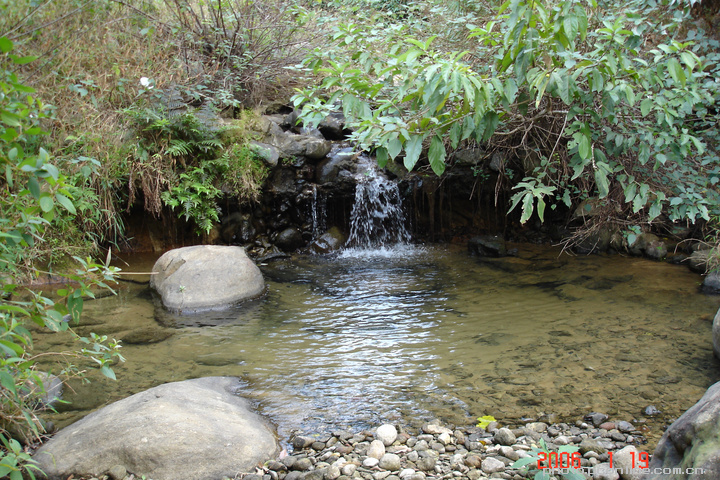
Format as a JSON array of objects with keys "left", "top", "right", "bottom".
[
  {"left": 537, "top": 450, "right": 651, "bottom": 470},
  {"left": 537, "top": 451, "right": 582, "bottom": 470}
]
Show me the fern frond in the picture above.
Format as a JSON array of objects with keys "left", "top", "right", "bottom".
[{"left": 166, "top": 139, "right": 193, "bottom": 157}]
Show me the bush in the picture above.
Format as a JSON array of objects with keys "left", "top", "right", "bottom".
[{"left": 0, "top": 37, "right": 124, "bottom": 479}]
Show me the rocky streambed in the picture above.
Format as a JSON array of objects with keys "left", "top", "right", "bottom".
[
  {"left": 258, "top": 415, "right": 646, "bottom": 480},
  {"left": 69, "top": 414, "right": 650, "bottom": 480}
]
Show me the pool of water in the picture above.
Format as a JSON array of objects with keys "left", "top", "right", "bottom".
[{"left": 37, "top": 243, "right": 720, "bottom": 447}]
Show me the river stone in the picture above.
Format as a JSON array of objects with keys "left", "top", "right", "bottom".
[
  {"left": 480, "top": 457, "right": 505, "bottom": 474},
  {"left": 613, "top": 446, "right": 642, "bottom": 480},
  {"left": 704, "top": 272, "right": 720, "bottom": 294},
  {"left": 644, "top": 380, "right": 720, "bottom": 479},
  {"left": 376, "top": 424, "right": 398, "bottom": 446},
  {"left": 276, "top": 227, "right": 305, "bottom": 252},
  {"left": 379, "top": 454, "right": 402, "bottom": 471},
  {"left": 468, "top": 235, "right": 507, "bottom": 258},
  {"left": 150, "top": 245, "right": 265, "bottom": 313},
  {"left": 367, "top": 440, "right": 386, "bottom": 459},
  {"left": 493, "top": 427, "right": 516, "bottom": 446},
  {"left": 33, "top": 377, "right": 278, "bottom": 480}
]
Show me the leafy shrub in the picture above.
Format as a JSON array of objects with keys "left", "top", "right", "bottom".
[
  {"left": 0, "top": 37, "right": 124, "bottom": 479},
  {"left": 293, "top": 0, "right": 720, "bottom": 244}
]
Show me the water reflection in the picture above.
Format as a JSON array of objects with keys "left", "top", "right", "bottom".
[{"left": 41, "top": 244, "right": 720, "bottom": 447}]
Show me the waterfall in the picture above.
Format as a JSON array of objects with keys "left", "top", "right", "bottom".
[
  {"left": 346, "top": 155, "right": 411, "bottom": 249},
  {"left": 310, "top": 184, "right": 327, "bottom": 240}
]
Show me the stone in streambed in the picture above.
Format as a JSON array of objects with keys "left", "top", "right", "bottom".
[
  {"left": 150, "top": 245, "right": 265, "bottom": 313},
  {"left": 376, "top": 424, "right": 398, "bottom": 446},
  {"left": 367, "top": 440, "right": 386, "bottom": 459},
  {"left": 379, "top": 454, "right": 402, "bottom": 471},
  {"left": 493, "top": 427, "right": 516, "bottom": 446}
]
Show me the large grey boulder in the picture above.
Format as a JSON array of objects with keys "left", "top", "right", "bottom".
[
  {"left": 150, "top": 245, "right": 265, "bottom": 313},
  {"left": 34, "top": 377, "right": 279, "bottom": 480},
  {"left": 643, "top": 381, "right": 720, "bottom": 479}
]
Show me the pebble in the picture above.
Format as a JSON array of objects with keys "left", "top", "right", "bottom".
[
  {"left": 377, "top": 424, "right": 398, "bottom": 446},
  {"left": 379, "top": 453, "right": 402, "bottom": 471},
  {"left": 493, "top": 428, "right": 516, "bottom": 446},
  {"left": 480, "top": 457, "right": 505, "bottom": 474},
  {"left": 363, "top": 458, "right": 380, "bottom": 468},
  {"left": 368, "top": 440, "right": 386, "bottom": 459}
]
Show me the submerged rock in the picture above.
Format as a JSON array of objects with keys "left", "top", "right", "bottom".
[
  {"left": 150, "top": 245, "right": 265, "bottom": 314},
  {"left": 34, "top": 377, "right": 279, "bottom": 480}
]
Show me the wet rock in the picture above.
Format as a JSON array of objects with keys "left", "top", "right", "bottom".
[
  {"left": 616, "top": 421, "right": 634, "bottom": 433},
  {"left": 318, "top": 113, "right": 347, "bottom": 140},
  {"left": 493, "top": 428, "right": 516, "bottom": 446},
  {"left": 704, "top": 272, "right": 720, "bottom": 294},
  {"left": 468, "top": 235, "right": 507, "bottom": 258},
  {"left": 579, "top": 439, "right": 607, "bottom": 455},
  {"left": 316, "top": 148, "right": 356, "bottom": 185},
  {"left": 687, "top": 249, "right": 712, "bottom": 273},
  {"left": 376, "top": 424, "right": 398, "bottom": 446},
  {"left": 276, "top": 227, "right": 305, "bottom": 252},
  {"left": 293, "top": 436, "right": 315, "bottom": 450},
  {"left": 586, "top": 412, "right": 610, "bottom": 427},
  {"left": 249, "top": 141, "right": 280, "bottom": 168},
  {"left": 296, "top": 136, "right": 332, "bottom": 160},
  {"left": 119, "top": 327, "right": 174, "bottom": 345},
  {"left": 643, "top": 405, "right": 661, "bottom": 416},
  {"left": 645, "top": 380, "right": 720, "bottom": 479},
  {"left": 150, "top": 245, "right": 265, "bottom": 314},
  {"left": 309, "top": 227, "right": 346, "bottom": 254}
]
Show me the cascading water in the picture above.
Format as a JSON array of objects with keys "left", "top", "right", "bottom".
[
  {"left": 345, "top": 155, "right": 411, "bottom": 249},
  {"left": 310, "top": 184, "right": 327, "bottom": 241}
]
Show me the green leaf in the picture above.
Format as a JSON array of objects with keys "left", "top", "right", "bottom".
[
  {"left": 482, "top": 111, "right": 500, "bottom": 141},
  {"left": 404, "top": 135, "right": 423, "bottom": 171},
  {"left": 0, "top": 371, "right": 18, "bottom": 396},
  {"left": 511, "top": 456, "right": 537, "bottom": 469},
  {"left": 667, "top": 58, "right": 686, "bottom": 86},
  {"left": 449, "top": 122, "right": 462, "bottom": 149},
  {"left": 100, "top": 365, "right": 117, "bottom": 381},
  {"left": 376, "top": 147, "right": 389, "bottom": 168},
  {"left": 39, "top": 195, "right": 54, "bottom": 213},
  {"left": 579, "top": 134, "right": 591, "bottom": 160},
  {"left": 594, "top": 167, "right": 610, "bottom": 198},
  {"left": 55, "top": 193, "right": 77, "bottom": 214},
  {"left": 67, "top": 294, "right": 83, "bottom": 323},
  {"left": 9, "top": 54, "right": 37, "bottom": 65},
  {"left": 428, "top": 135, "right": 446, "bottom": 176},
  {"left": 28, "top": 177, "right": 41, "bottom": 200},
  {"left": 640, "top": 98, "right": 653, "bottom": 117},
  {"left": 520, "top": 193, "right": 534, "bottom": 224},
  {"left": 387, "top": 137, "right": 402, "bottom": 160},
  {"left": 0, "top": 37, "right": 12, "bottom": 53}
]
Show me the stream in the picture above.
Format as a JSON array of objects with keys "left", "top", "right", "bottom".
[{"left": 37, "top": 243, "right": 720, "bottom": 448}]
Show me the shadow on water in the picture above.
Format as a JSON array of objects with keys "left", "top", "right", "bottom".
[{"left": 37, "top": 244, "right": 720, "bottom": 448}]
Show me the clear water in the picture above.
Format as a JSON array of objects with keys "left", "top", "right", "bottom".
[{"left": 37, "top": 245, "right": 720, "bottom": 448}]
